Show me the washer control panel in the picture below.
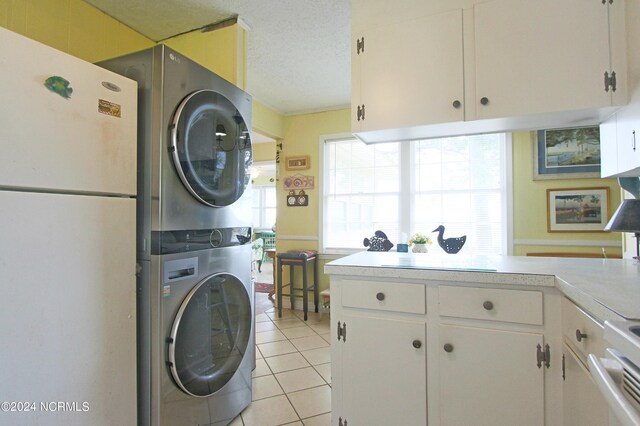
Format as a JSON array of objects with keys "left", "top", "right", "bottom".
[{"left": 151, "top": 227, "right": 252, "bottom": 255}]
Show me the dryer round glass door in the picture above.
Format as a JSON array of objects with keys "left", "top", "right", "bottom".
[
  {"left": 167, "top": 273, "right": 251, "bottom": 397},
  {"left": 170, "top": 89, "right": 252, "bottom": 207}
]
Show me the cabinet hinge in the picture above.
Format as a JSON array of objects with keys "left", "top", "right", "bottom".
[
  {"left": 357, "top": 104, "right": 365, "bottom": 121},
  {"left": 337, "top": 321, "right": 347, "bottom": 342},
  {"left": 339, "top": 417, "right": 348, "bottom": 426},
  {"left": 356, "top": 37, "right": 364, "bottom": 54},
  {"left": 604, "top": 71, "right": 617, "bottom": 92},
  {"left": 536, "top": 344, "right": 551, "bottom": 369}
]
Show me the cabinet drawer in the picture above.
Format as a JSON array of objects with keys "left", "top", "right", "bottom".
[
  {"left": 439, "top": 286, "right": 543, "bottom": 325},
  {"left": 561, "top": 297, "right": 605, "bottom": 363},
  {"left": 341, "top": 280, "right": 426, "bottom": 314}
]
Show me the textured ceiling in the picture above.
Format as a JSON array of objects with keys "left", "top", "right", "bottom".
[{"left": 84, "top": 0, "right": 351, "bottom": 115}]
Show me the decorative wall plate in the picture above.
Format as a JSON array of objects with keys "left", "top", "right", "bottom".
[{"left": 286, "top": 190, "right": 308, "bottom": 207}]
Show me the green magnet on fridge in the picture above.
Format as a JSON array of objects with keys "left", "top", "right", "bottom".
[{"left": 44, "top": 76, "right": 73, "bottom": 99}]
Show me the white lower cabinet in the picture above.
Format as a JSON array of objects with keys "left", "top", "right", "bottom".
[
  {"left": 331, "top": 279, "right": 427, "bottom": 426},
  {"left": 439, "top": 325, "right": 544, "bottom": 425},
  {"left": 331, "top": 278, "right": 567, "bottom": 425},
  {"left": 338, "top": 313, "right": 426, "bottom": 425},
  {"left": 561, "top": 297, "right": 609, "bottom": 425}
]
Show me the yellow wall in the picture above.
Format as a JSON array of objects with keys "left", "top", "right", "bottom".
[
  {"left": 273, "top": 109, "right": 350, "bottom": 293},
  {"left": 0, "top": 0, "right": 154, "bottom": 62},
  {"left": 253, "top": 101, "right": 285, "bottom": 139},
  {"left": 253, "top": 141, "right": 277, "bottom": 163},
  {"left": 277, "top": 108, "right": 350, "bottom": 248},
  {"left": 511, "top": 131, "right": 622, "bottom": 257},
  {"left": 163, "top": 24, "right": 246, "bottom": 89}
]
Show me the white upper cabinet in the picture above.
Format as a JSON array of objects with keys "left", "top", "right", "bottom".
[
  {"left": 600, "top": 101, "right": 640, "bottom": 177},
  {"left": 599, "top": 0, "right": 639, "bottom": 177},
  {"left": 352, "top": 9, "right": 464, "bottom": 134},
  {"left": 351, "top": 0, "right": 628, "bottom": 143},
  {"left": 474, "top": 0, "right": 624, "bottom": 119}
]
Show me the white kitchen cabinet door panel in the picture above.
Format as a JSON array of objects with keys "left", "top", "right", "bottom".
[
  {"left": 600, "top": 113, "right": 620, "bottom": 178},
  {"left": 439, "top": 324, "right": 544, "bottom": 426},
  {"left": 474, "top": 0, "right": 612, "bottom": 120},
  {"left": 355, "top": 9, "right": 464, "bottom": 133},
  {"left": 613, "top": 98, "right": 640, "bottom": 176},
  {"left": 341, "top": 313, "right": 426, "bottom": 425}
]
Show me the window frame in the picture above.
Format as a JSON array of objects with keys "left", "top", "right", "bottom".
[
  {"left": 318, "top": 133, "right": 513, "bottom": 255},
  {"left": 252, "top": 184, "right": 276, "bottom": 232}
]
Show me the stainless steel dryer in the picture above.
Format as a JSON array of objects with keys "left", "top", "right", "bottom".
[{"left": 99, "top": 46, "right": 254, "bottom": 426}]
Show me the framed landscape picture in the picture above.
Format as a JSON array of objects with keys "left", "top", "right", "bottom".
[
  {"left": 547, "top": 187, "right": 610, "bottom": 232},
  {"left": 533, "top": 126, "right": 601, "bottom": 180}
]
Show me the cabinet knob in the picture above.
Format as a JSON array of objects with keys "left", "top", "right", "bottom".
[
  {"left": 452, "top": 100, "right": 461, "bottom": 109},
  {"left": 376, "top": 292, "right": 385, "bottom": 301},
  {"left": 413, "top": 340, "right": 422, "bottom": 349},
  {"left": 576, "top": 329, "right": 587, "bottom": 342},
  {"left": 443, "top": 343, "right": 454, "bottom": 353},
  {"left": 483, "top": 301, "right": 494, "bottom": 311},
  {"left": 480, "top": 97, "right": 489, "bottom": 106}
]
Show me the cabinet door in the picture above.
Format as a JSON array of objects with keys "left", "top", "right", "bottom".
[
  {"left": 340, "top": 313, "right": 426, "bottom": 425},
  {"left": 353, "top": 9, "right": 464, "bottom": 134},
  {"left": 474, "top": 0, "right": 613, "bottom": 120},
  {"left": 439, "top": 324, "right": 544, "bottom": 425},
  {"left": 613, "top": 100, "right": 640, "bottom": 176},
  {"left": 600, "top": 113, "right": 619, "bottom": 178},
  {"left": 562, "top": 344, "right": 609, "bottom": 426},
  {"left": 600, "top": 106, "right": 640, "bottom": 178}
]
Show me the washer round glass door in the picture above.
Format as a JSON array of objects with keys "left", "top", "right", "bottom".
[
  {"left": 170, "top": 89, "right": 252, "bottom": 207},
  {"left": 167, "top": 273, "right": 251, "bottom": 397}
]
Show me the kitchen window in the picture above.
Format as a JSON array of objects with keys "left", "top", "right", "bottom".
[{"left": 320, "top": 133, "right": 512, "bottom": 255}]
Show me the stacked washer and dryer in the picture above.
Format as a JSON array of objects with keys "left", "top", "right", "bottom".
[{"left": 100, "top": 46, "right": 254, "bottom": 426}]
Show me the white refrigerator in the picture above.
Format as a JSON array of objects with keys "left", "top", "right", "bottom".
[{"left": 0, "top": 27, "right": 137, "bottom": 425}]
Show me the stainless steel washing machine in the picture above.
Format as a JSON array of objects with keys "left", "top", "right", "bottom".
[
  {"left": 155, "top": 231, "right": 253, "bottom": 426},
  {"left": 99, "top": 46, "right": 254, "bottom": 426}
]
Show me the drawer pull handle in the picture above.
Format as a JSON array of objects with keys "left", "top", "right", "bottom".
[
  {"left": 483, "top": 301, "right": 494, "bottom": 311},
  {"left": 444, "top": 343, "right": 454, "bottom": 353},
  {"left": 376, "top": 292, "right": 385, "bottom": 301},
  {"left": 480, "top": 96, "right": 489, "bottom": 106},
  {"left": 413, "top": 340, "right": 422, "bottom": 349},
  {"left": 576, "top": 329, "right": 587, "bottom": 342},
  {"left": 452, "top": 99, "right": 461, "bottom": 109}
]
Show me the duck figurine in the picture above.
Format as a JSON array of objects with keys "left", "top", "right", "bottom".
[{"left": 432, "top": 225, "right": 466, "bottom": 254}]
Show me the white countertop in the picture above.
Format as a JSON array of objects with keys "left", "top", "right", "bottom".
[{"left": 325, "top": 251, "right": 640, "bottom": 321}]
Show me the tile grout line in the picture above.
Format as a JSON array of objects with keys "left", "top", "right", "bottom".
[{"left": 247, "top": 305, "right": 332, "bottom": 425}]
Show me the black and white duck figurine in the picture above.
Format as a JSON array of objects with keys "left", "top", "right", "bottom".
[{"left": 433, "top": 225, "right": 466, "bottom": 254}]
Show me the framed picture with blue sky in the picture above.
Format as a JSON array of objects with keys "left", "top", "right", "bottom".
[{"left": 533, "top": 126, "right": 601, "bottom": 180}]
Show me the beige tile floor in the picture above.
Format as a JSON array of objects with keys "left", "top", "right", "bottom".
[{"left": 231, "top": 290, "right": 332, "bottom": 426}]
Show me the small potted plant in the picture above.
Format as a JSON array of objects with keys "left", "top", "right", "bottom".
[{"left": 408, "top": 233, "right": 432, "bottom": 253}]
